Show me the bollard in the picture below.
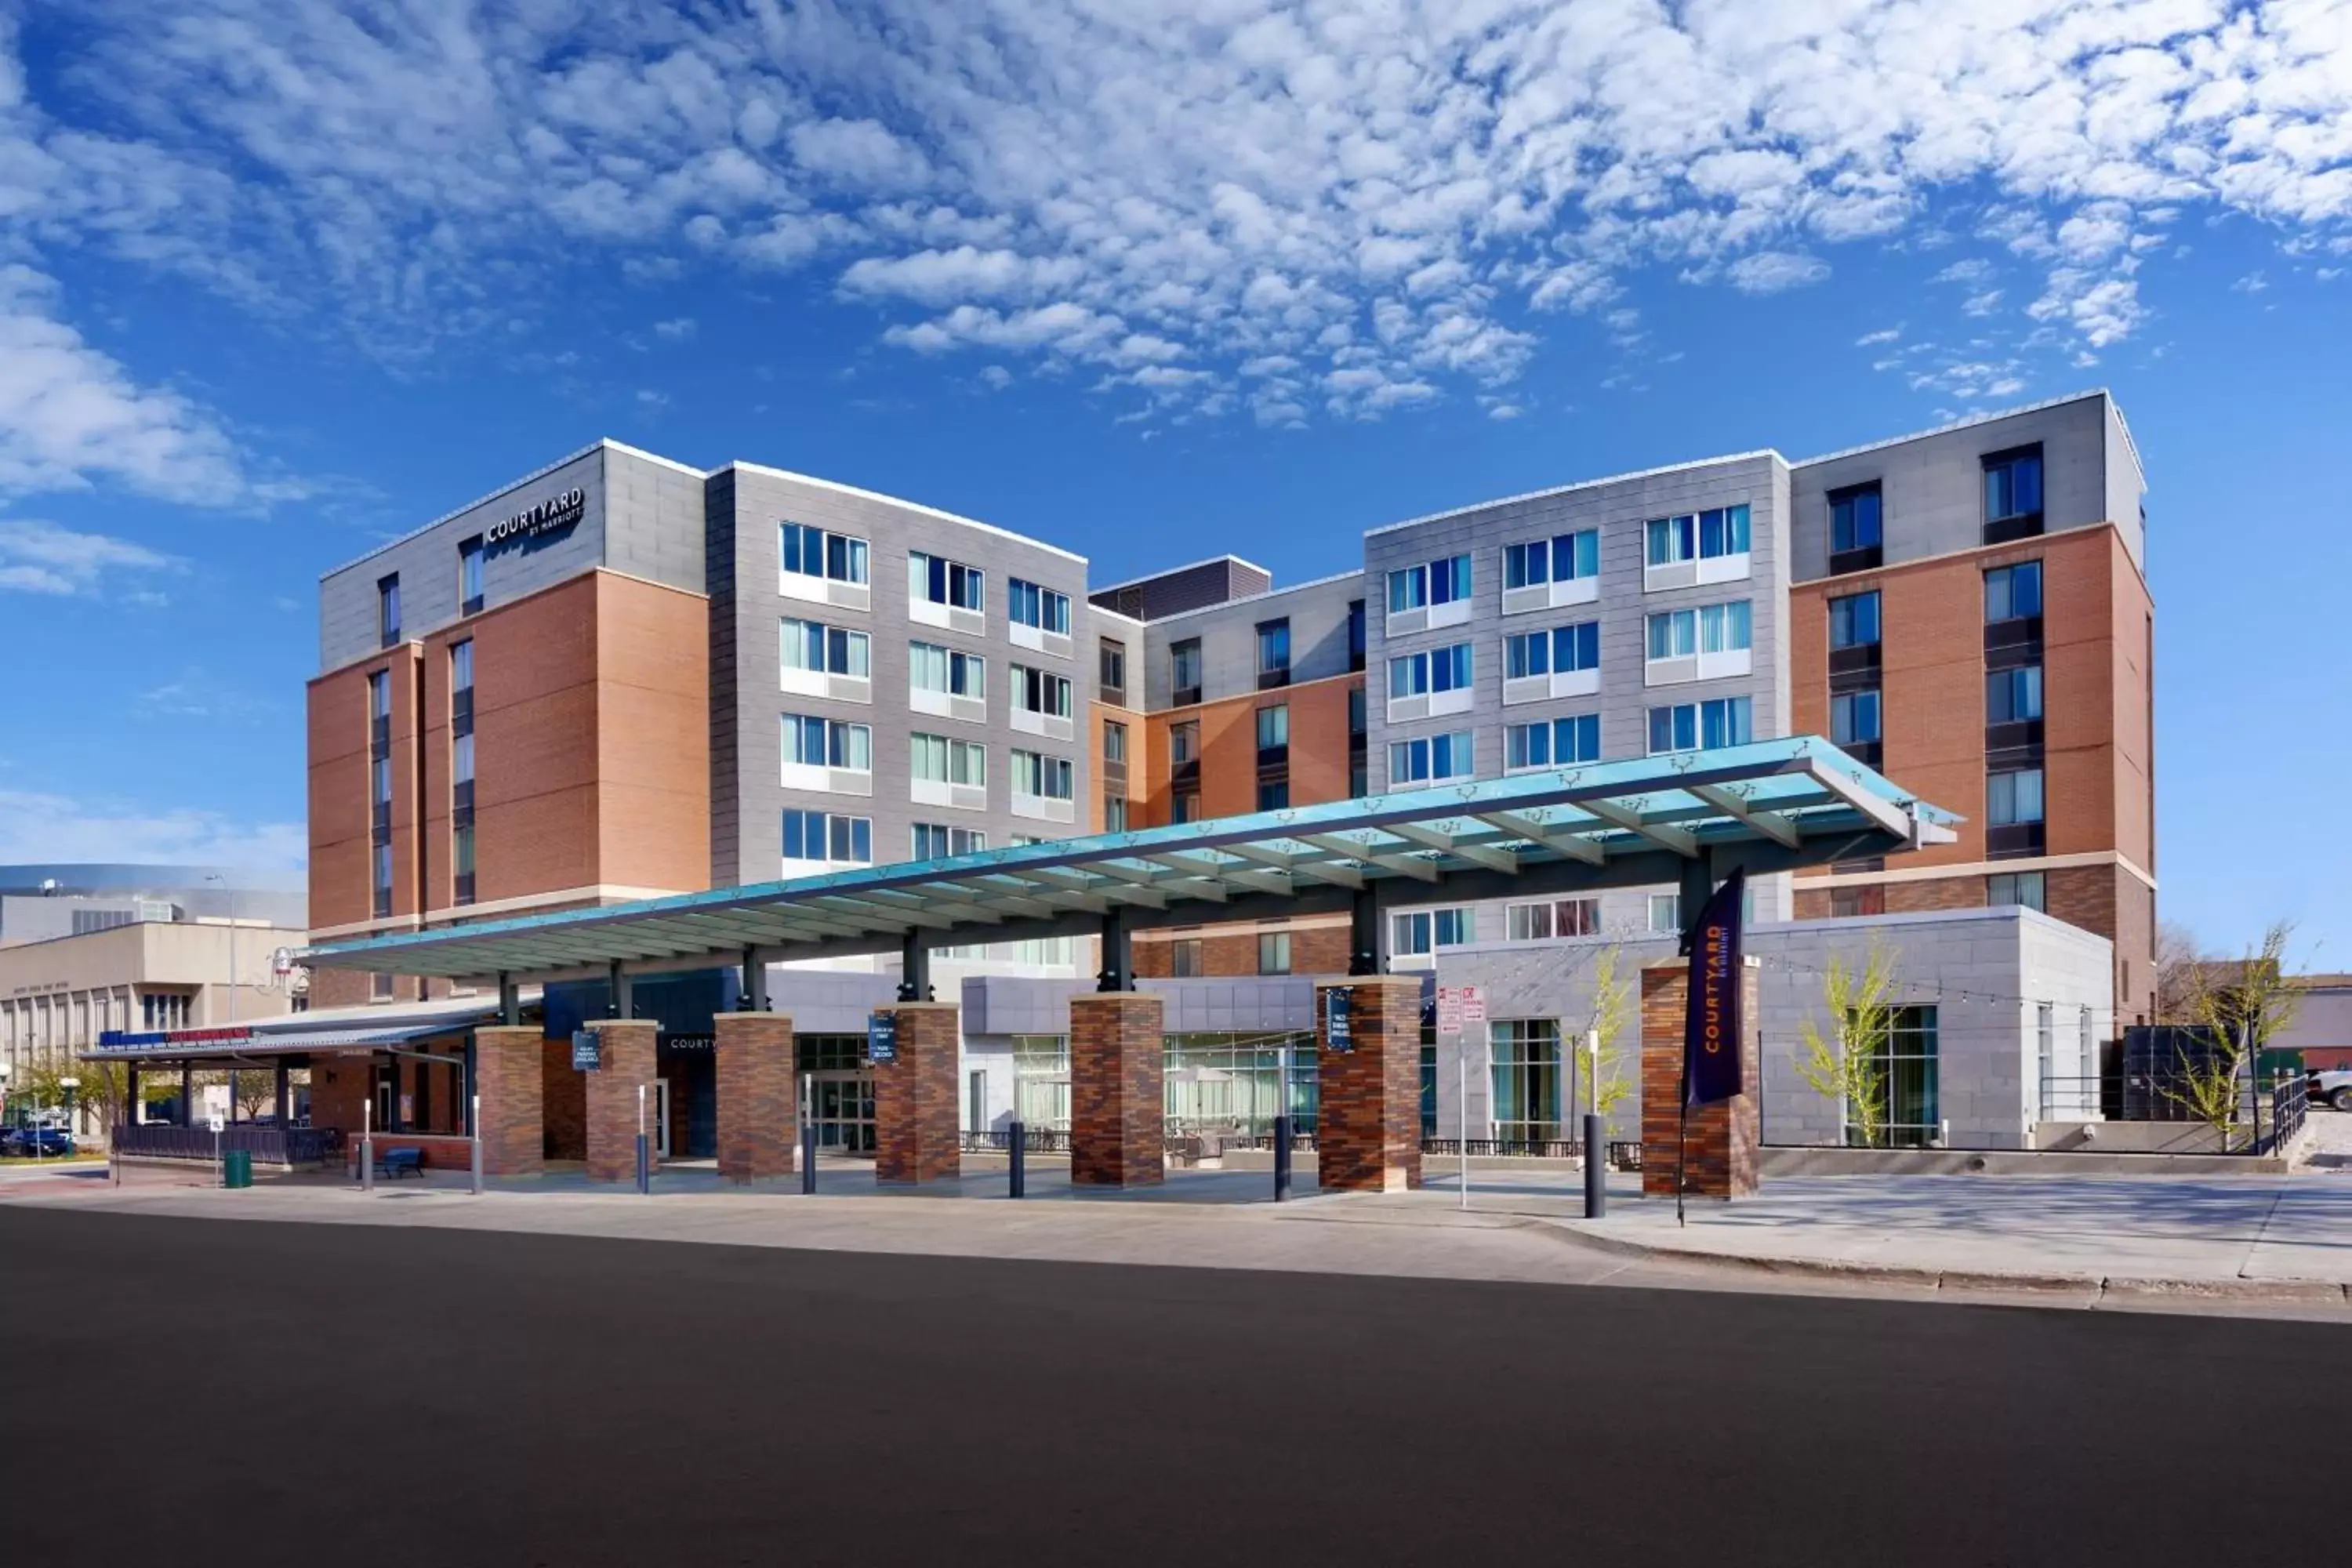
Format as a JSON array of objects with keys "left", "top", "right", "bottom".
[
  {"left": 1583, "top": 1112, "right": 1606, "bottom": 1219},
  {"left": 1272, "top": 1114, "right": 1293, "bottom": 1203},
  {"left": 360, "top": 1136, "right": 373, "bottom": 1193},
  {"left": 1007, "top": 1120, "right": 1026, "bottom": 1199},
  {"left": 800, "top": 1120, "right": 818, "bottom": 1195},
  {"left": 470, "top": 1094, "right": 483, "bottom": 1196},
  {"left": 635, "top": 1132, "right": 650, "bottom": 1196}
]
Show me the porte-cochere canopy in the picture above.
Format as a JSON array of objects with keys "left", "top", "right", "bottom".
[{"left": 302, "top": 737, "right": 1957, "bottom": 983}]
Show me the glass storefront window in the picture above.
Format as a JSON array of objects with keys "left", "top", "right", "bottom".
[{"left": 1490, "top": 1018, "right": 1563, "bottom": 1143}]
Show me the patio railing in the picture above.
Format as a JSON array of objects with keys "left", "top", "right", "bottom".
[{"left": 113, "top": 1123, "right": 339, "bottom": 1166}]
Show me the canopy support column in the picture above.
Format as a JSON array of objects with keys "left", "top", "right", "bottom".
[
  {"left": 897, "top": 930, "right": 931, "bottom": 1003},
  {"left": 1095, "top": 906, "right": 1131, "bottom": 993},
  {"left": 497, "top": 971, "right": 519, "bottom": 1027},
  {"left": 740, "top": 946, "right": 768, "bottom": 1011},
  {"left": 607, "top": 960, "right": 631, "bottom": 1018},
  {"left": 1348, "top": 886, "right": 1380, "bottom": 977}
]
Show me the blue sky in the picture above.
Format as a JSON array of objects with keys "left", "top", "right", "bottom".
[{"left": 1, "top": 2, "right": 2347, "bottom": 961}]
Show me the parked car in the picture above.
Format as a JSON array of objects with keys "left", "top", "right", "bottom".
[
  {"left": 2308, "top": 1068, "right": 2352, "bottom": 1113},
  {"left": 2, "top": 1127, "right": 78, "bottom": 1157}
]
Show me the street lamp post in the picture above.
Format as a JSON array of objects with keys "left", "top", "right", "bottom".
[
  {"left": 59, "top": 1076, "right": 78, "bottom": 1152},
  {"left": 205, "top": 873, "right": 239, "bottom": 1125}
]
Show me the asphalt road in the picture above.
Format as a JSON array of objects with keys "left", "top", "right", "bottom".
[{"left": 5, "top": 1206, "right": 2343, "bottom": 1567}]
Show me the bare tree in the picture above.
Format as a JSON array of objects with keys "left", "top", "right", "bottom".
[
  {"left": 2155, "top": 920, "right": 2214, "bottom": 1025},
  {"left": 1573, "top": 943, "right": 1637, "bottom": 1121},
  {"left": 2167, "top": 920, "right": 2306, "bottom": 1152},
  {"left": 1794, "top": 940, "right": 1904, "bottom": 1148}
]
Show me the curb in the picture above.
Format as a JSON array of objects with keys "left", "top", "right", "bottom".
[{"left": 1541, "top": 1221, "right": 2352, "bottom": 1307}]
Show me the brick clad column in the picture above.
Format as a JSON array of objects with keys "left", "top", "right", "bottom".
[
  {"left": 1639, "top": 958, "right": 1761, "bottom": 1200},
  {"left": 874, "top": 1003, "right": 960, "bottom": 1185},
  {"left": 584, "top": 1019, "right": 659, "bottom": 1183},
  {"left": 1070, "top": 993, "right": 1164, "bottom": 1187},
  {"left": 474, "top": 1025, "right": 544, "bottom": 1177},
  {"left": 1315, "top": 975, "right": 1422, "bottom": 1193},
  {"left": 715, "top": 1011, "right": 797, "bottom": 1183}
]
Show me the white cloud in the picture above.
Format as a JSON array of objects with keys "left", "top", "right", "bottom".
[
  {"left": 10, "top": 1, "right": 2352, "bottom": 423},
  {"left": 1727, "top": 252, "right": 1830, "bottom": 296},
  {"left": 1962, "top": 289, "right": 2005, "bottom": 316},
  {"left": 652, "top": 317, "right": 696, "bottom": 339},
  {"left": 1854, "top": 327, "right": 1902, "bottom": 347},
  {"left": 0, "top": 786, "right": 304, "bottom": 868},
  {"left": 0, "top": 517, "right": 177, "bottom": 596},
  {"left": 135, "top": 670, "right": 270, "bottom": 721}
]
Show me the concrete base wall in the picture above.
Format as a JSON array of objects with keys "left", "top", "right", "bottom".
[{"left": 1760, "top": 1145, "right": 2289, "bottom": 1177}]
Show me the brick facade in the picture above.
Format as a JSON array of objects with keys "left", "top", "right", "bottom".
[
  {"left": 714, "top": 1011, "right": 797, "bottom": 1182},
  {"left": 874, "top": 1003, "right": 960, "bottom": 1185},
  {"left": 583, "top": 1018, "right": 658, "bottom": 1183},
  {"left": 475, "top": 1025, "right": 545, "bottom": 1178},
  {"left": 1314, "top": 976, "right": 1421, "bottom": 1194},
  {"left": 1639, "top": 959, "right": 1761, "bottom": 1200},
  {"left": 1069, "top": 993, "right": 1164, "bottom": 1187},
  {"left": 1131, "top": 917, "right": 1352, "bottom": 980}
]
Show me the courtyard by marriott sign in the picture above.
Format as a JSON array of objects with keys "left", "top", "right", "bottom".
[{"left": 485, "top": 487, "right": 586, "bottom": 551}]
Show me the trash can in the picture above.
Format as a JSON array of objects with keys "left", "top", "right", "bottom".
[{"left": 223, "top": 1149, "right": 253, "bottom": 1190}]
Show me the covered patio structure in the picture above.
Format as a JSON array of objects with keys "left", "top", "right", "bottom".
[{"left": 299, "top": 738, "right": 1955, "bottom": 1196}]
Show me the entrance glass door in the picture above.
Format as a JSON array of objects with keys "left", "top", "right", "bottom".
[
  {"left": 806, "top": 1071, "right": 876, "bottom": 1154},
  {"left": 655, "top": 1078, "right": 672, "bottom": 1159}
]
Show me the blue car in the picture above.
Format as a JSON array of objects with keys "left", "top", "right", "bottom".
[{"left": 2, "top": 1127, "right": 76, "bottom": 1158}]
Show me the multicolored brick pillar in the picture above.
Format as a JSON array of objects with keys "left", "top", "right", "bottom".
[
  {"left": 714, "top": 1011, "right": 797, "bottom": 1183},
  {"left": 1314, "top": 975, "right": 1422, "bottom": 1193},
  {"left": 874, "top": 1002, "right": 961, "bottom": 1185},
  {"left": 1640, "top": 957, "right": 1762, "bottom": 1200},
  {"left": 584, "top": 1018, "right": 659, "bottom": 1184},
  {"left": 1070, "top": 992, "right": 1164, "bottom": 1187},
  {"left": 474, "top": 1025, "right": 544, "bottom": 1177}
]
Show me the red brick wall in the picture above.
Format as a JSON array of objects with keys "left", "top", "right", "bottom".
[
  {"left": 1315, "top": 977, "right": 1421, "bottom": 1193},
  {"left": 1640, "top": 960, "right": 1760, "bottom": 1199},
  {"left": 1131, "top": 917, "right": 1351, "bottom": 978},
  {"left": 583, "top": 1019, "right": 658, "bottom": 1182},
  {"left": 1141, "top": 673, "right": 1361, "bottom": 828},
  {"left": 542, "top": 1037, "right": 586, "bottom": 1160},
  {"left": 714, "top": 1011, "right": 797, "bottom": 1181},
  {"left": 477, "top": 1025, "right": 545, "bottom": 1177},
  {"left": 1070, "top": 993, "right": 1164, "bottom": 1187},
  {"left": 874, "top": 1004, "right": 960, "bottom": 1185}
]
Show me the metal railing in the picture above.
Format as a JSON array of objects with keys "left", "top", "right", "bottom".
[
  {"left": 1424, "top": 1137, "right": 1642, "bottom": 1169},
  {"left": 960, "top": 1129, "right": 1073, "bottom": 1154},
  {"left": 113, "top": 1123, "right": 339, "bottom": 1165}
]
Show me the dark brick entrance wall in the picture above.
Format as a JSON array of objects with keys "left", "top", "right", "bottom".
[
  {"left": 476, "top": 1025, "right": 545, "bottom": 1177},
  {"left": 715, "top": 1012, "right": 797, "bottom": 1182},
  {"left": 1315, "top": 976, "right": 1421, "bottom": 1193},
  {"left": 1070, "top": 993, "right": 1164, "bottom": 1187},
  {"left": 875, "top": 1004, "right": 960, "bottom": 1185},
  {"left": 1639, "top": 960, "right": 1760, "bottom": 1200},
  {"left": 584, "top": 1020, "right": 658, "bottom": 1183}
]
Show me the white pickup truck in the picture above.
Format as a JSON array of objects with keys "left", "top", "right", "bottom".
[{"left": 2308, "top": 1067, "right": 2352, "bottom": 1113}]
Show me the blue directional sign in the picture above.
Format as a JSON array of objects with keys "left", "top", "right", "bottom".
[
  {"left": 866, "top": 1011, "right": 898, "bottom": 1065},
  {"left": 1323, "top": 988, "right": 1352, "bottom": 1054}
]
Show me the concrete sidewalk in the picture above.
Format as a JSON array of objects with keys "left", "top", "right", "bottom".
[{"left": 13, "top": 1155, "right": 2352, "bottom": 1318}]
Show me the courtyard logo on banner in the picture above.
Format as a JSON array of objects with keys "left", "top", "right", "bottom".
[
  {"left": 484, "top": 487, "right": 586, "bottom": 552},
  {"left": 1682, "top": 868, "right": 1748, "bottom": 1106}
]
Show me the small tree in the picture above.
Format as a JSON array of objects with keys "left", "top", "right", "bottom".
[
  {"left": 2167, "top": 920, "right": 2306, "bottom": 1151},
  {"left": 1795, "top": 941, "right": 1904, "bottom": 1148},
  {"left": 1574, "top": 944, "right": 1636, "bottom": 1121}
]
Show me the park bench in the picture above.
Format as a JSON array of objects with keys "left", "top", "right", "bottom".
[{"left": 373, "top": 1146, "right": 426, "bottom": 1179}]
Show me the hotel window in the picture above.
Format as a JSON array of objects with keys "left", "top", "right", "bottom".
[
  {"left": 1984, "top": 561, "right": 2043, "bottom": 622},
  {"left": 1347, "top": 599, "right": 1366, "bottom": 671},
  {"left": 370, "top": 972, "right": 394, "bottom": 1002},
  {"left": 1171, "top": 638, "right": 1203, "bottom": 706},
  {"left": 1387, "top": 554, "right": 1471, "bottom": 613},
  {"left": 782, "top": 619, "right": 872, "bottom": 679},
  {"left": 1007, "top": 577, "right": 1070, "bottom": 635},
  {"left": 1391, "top": 908, "right": 1472, "bottom": 956},
  {"left": 911, "top": 734, "right": 987, "bottom": 786},
  {"left": 1987, "top": 666, "right": 2043, "bottom": 724},
  {"left": 782, "top": 808, "right": 873, "bottom": 866},
  {"left": 1104, "top": 720, "right": 1128, "bottom": 764},
  {"left": 1012, "top": 665, "right": 1075, "bottom": 719},
  {"left": 372, "top": 840, "right": 393, "bottom": 920},
  {"left": 782, "top": 715, "right": 873, "bottom": 771},
  {"left": 1256, "top": 704, "right": 1289, "bottom": 758},
  {"left": 1388, "top": 731, "right": 1474, "bottom": 786},
  {"left": 1105, "top": 795, "right": 1129, "bottom": 831},
  {"left": 1169, "top": 720, "right": 1198, "bottom": 768},
  {"left": 1347, "top": 688, "right": 1367, "bottom": 735},
  {"left": 1508, "top": 621, "right": 1601, "bottom": 678},
  {"left": 452, "top": 822, "right": 476, "bottom": 907},
  {"left": 1648, "top": 894, "right": 1682, "bottom": 934},
  {"left": 1828, "top": 590, "right": 1881, "bottom": 649},
  {"left": 1865, "top": 1007, "right": 1940, "bottom": 1148},
  {"left": 1987, "top": 767, "right": 2045, "bottom": 826},
  {"left": 780, "top": 521, "right": 869, "bottom": 586},
  {"left": 911, "top": 823, "right": 986, "bottom": 860},
  {"left": 1830, "top": 885, "right": 1886, "bottom": 918},
  {"left": 1388, "top": 641, "right": 1472, "bottom": 698},
  {"left": 452, "top": 652, "right": 477, "bottom": 905},
  {"left": 1647, "top": 696, "right": 1752, "bottom": 754},
  {"left": 1098, "top": 638, "right": 1127, "bottom": 702},
  {"left": 1830, "top": 689, "right": 1882, "bottom": 747},
  {"left": 1987, "top": 870, "right": 2047, "bottom": 912},
  {"left": 1982, "top": 445, "right": 2045, "bottom": 540},
  {"left": 1490, "top": 1018, "right": 1563, "bottom": 1142},
  {"left": 1256, "top": 619, "right": 1291, "bottom": 689},
  {"left": 1503, "top": 529, "right": 1600, "bottom": 590},
  {"left": 1256, "top": 779, "right": 1290, "bottom": 810},
  {"left": 1646, "top": 505, "right": 1750, "bottom": 566},
  {"left": 1505, "top": 714, "right": 1601, "bottom": 771},
  {"left": 450, "top": 638, "right": 474, "bottom": 717},
  {"left": 1646, "top": 601, "right": 1751, "bottom": 660},
  {"left": 1258, "top": 931, "right": 1292, "bottom": 975},
  {"left": 1170, "top": 937, "right": 1203, "bottom": 978},
  {"left": 1506, "top": 898, "right": 1600, "bottom": 942},
  {"left": 1011, "top": 750, "right": 1074, "bottom": 801},
  {"left": 1172, "top": 790, "right": 1200, "bottom": 825},
  {"left": 1828, "top": 484, "right": 1883, "bottom": 573},
  {"left": 458, "top": 535, "right": 484, "bottom": 615},
  {"left": 909, "top": 641, "right": 985, "bottom": 701},
  {"left": 377, "top": 574, "right": 401, "bottom": 647},
  {"left": 910, "top": 551, "right": 984, "bottom": 610}
]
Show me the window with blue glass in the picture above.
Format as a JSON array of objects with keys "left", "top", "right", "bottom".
[
  {"left": 1647, "top": 601, "right": 1751, "bottom": 659},
  {"left": 1504, "top": 529, "right": 1600, "bottom": 589},
  {"left": 1392, "top": 908, "right": 1472, "bottom": 956},
  {"left": 1506, "top": 714, "right": 1601, "bottom": 770},
  {"left": 1829, "top": 485, "right": 1882, "bottom": 554},
  {"left": 910, "top": 550, "right": 984, "bottom": 609},
  {"left": 1987, "top": 767, "right": 2045, "bottom": 826},
  {"left": 1830, "top": 689, "right": 1882, "bottom": 746},
  {"left": 1388, "top": 731, "right": 1475, "bottom": 786},
  {"left": 1388, "top": 554, "right": 1472, "bottom": 612},
  {"left": 1389, "top": 642, "right": 1472, "bottom": 697},
  {"left": 1646, "top": 505, "right": 1750, "bottom": 566},
  {"left": 458, "top": 535, "right": 484, "bottom": 615},
  {"left": 1647, "top": 696, "right": 1752, "bottom": 754},
  {"left": 1987, "top": 666, "right": 2043, "bottom": 723},
  {"left": 1983, "top": 445, "right": 2043, "bottom": 526},
  {"left": 1008, "top": 577, "right": 1070, "bottom": 633},
  {"left": 781, "top": 521, "right": 869, "bottom": 584},
  {"left": 1506, "top": 621, "right": 1599, "bottom": 678},
  {"left": 1984, "top": 561, "right": 2043, "bottom": 622},
  {"left": 911, "top": 822, "right": 985, "bottom": 860},
  {"left": 781, "top": 713, "right": 873, "bottom": 770},
  {"left": 782, "top": 809, "right": 872, "bottom": 866},
  {"left": 1828, "top": 590, "right": 1881, "bottom": 649}
]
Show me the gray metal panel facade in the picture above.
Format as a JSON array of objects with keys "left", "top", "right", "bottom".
[
  {"left": 716, "top": 466, "right": 1095, "bottom": 888},
  {"left": 1138, "top": 572, "right": 1367, "bottom": 712},
  {"left": 1789, "top": 393, "right": 2140, "bottom": 582},
  {"left": 603, "top": 445, "right": 715, "bottom": 595},
  {"left": 705, "top": 468, "right": 742, "bottom": 887},
  {"left": 318, "top": 446, "right": 612, "bottom": 672}
]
